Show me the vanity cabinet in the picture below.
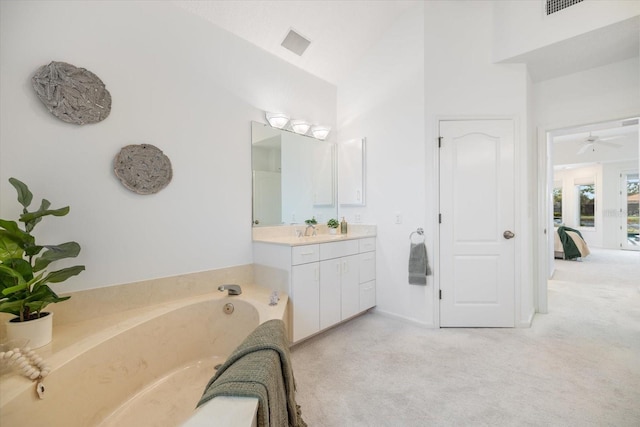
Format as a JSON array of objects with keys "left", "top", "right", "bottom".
[
  {"left": 292, "top": 262, "right": 320, "bottom": 341},
  {"left": 358, "top": 238, "right": 376, "bottom": 311},
  {"left": 253, "top": 236, "right": 376, "bottom": 343},
  {"left": 319, "top": 240, "right": 359, "bottom": 329}
]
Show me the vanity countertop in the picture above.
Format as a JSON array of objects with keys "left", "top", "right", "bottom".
[
  {"left": 252, "top": 224, "right": 377, "bottom": 247},
  {"left": 253, "top": 232, "right": 376, "bottom": 246}
]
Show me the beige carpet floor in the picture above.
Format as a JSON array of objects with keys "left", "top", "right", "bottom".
[{"left": 291, "top": 248, "right": 640, "bottom": 426}]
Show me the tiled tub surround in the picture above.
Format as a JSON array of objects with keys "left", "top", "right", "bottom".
[{"left": 0, "top": 266, "right": 288, "bottom": 426}]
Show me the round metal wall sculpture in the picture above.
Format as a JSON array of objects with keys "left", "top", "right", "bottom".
[
  {"left": 32, "top": 61, "right": 111, "bottom": 125},
  {"left": 114, "top": 144, "right": 173, "bottom": 195}
]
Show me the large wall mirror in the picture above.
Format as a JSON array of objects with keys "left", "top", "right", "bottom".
[{"left": 252, "top": 121, "right": 337, "bottom": 226}]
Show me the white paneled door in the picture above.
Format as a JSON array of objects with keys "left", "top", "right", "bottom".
[{"left": 439, "top": 120, "right": 515, "bottom": 327}]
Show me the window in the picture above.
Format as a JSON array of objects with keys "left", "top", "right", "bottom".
[
  {"left": 577, "top": 184, "right": 595, "bottom": 227},
  {"left": 553, "top": 187, "right": 562, "bottom": 225},
  {"left": 627, "top": 173, "right": 639, "bottom": 245}
]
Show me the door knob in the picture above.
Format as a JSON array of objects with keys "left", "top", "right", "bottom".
[{"left": 503, "top": 230, "right": 515, "bottom": 239}]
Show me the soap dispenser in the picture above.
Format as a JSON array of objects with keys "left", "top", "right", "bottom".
[{"left": 340, "top": 217, "right": 348, "bottom": 234}]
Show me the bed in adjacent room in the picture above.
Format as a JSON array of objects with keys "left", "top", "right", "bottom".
[{"left": 554, "top": 226, "right": 591, "bottom": 260}]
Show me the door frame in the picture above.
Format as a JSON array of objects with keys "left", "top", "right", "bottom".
[
  {"left": 620, "top": 169, "right": 640, "bottom": 251},
  {"left": 434, "top": 115, "right": 525, "bottom": 328}
]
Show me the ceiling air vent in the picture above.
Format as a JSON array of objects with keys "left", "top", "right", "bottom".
[
  {"left": 546, "top": 0, "right": 583, "bottom": 15},
  {"left": 281, "top": 29, "right": 311, "bottom": 56}
]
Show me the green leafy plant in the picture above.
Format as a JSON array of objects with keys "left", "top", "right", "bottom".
[
  {"left": 304, "top": 217, "right": 317, "bottom": 225},
  {"left": 327, "top": 218, "right": 339, "bottom": 229},
  {"left": 0, "top": 178, "right": 84, "bottom": 321}
]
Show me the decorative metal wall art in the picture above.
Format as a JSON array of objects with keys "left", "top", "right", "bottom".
[
  {"left": 32, "top": 61, "right": 111, "bottom": 125},
  {"left": 114, "top": 144, "right": 173, "bottom": 195}
]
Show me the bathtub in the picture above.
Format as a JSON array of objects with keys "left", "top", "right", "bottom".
[{"left": 0, "top": 285, "right": 288, "bottom": 426}]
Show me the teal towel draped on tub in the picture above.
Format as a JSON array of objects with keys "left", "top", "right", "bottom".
[{"left": 197, "top": 319, "right": 306, "bottom": 427}]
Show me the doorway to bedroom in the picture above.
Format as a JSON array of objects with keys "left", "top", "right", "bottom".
[{"left": 548, "top": 117, "right": 640, "bottom": 265}]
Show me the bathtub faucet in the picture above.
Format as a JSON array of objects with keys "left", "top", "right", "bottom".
[{"left": 218, "top": 284, "right": 242, "bottom": 296}]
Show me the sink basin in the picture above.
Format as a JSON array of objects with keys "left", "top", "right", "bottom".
[
  {"left": 296, "top": 234, "right": 346, "bottom": 243},
  {"left": 253, "top": 233, "right": 353, "bottom": 246}
]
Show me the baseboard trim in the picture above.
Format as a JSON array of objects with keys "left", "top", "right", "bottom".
[
  {"left": 517, "top": 309, "right": 535, "bottom": 328},
  {"left": 372, "top": 308, "right": 436, "bottom": 329}
]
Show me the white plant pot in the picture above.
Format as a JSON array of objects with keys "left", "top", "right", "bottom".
[
  {"left": 5, "top": 312, "right": 53, "bottom": 348},
  {"left": 329, "top": 228, "right": 337, "bottom": 235}
]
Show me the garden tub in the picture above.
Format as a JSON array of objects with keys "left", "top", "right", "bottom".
[{"left": 0, "top": 285, "right": 288, "bottom": 426}]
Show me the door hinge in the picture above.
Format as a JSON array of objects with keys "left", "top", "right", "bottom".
[
  {"left": 438, "top": 136, "right": 442, "bottom": 148},
  {"left": 439, "top": 289, "right": 442, "bottom": 300},
  {"left": 439, "top": 213, "right": 442, "bottom": 224}
]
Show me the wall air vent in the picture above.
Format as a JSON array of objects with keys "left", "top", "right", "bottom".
[
  {"left": 281, "top": 29, "right": 311, "bottom": 56},
  {"left": 546, "top": 0, "right": 584, "bottom": 15}
]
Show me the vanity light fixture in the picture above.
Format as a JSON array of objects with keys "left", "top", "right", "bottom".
[
  {"left": 264, "top": 111, "right": 330, "bottom": 141},
  {"left": 311, "top": 125, "right": 331, "bottom": 140},
  {"left": 290, "top": 119, "right": 311, "bottom": 135},
  {"left": 265, "top": 112, "right": 290, "bottom": 129}
]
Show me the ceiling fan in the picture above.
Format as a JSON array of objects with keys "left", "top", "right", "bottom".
[{"left": 577, "top": 132, "right": 624, "bottom": 154}]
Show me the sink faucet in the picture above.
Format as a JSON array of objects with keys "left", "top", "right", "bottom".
[
  {"left": 218, "top": 284, "right": 242, "bottom": 296},
  {"left": 305, "top": 224, "right": 317, "bottom": 237}
]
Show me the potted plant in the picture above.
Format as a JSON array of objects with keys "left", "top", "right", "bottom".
[
  {"left": 0, "top": 178, "right": 84, "bottom": 348},
  {"left": 327, "top": 218, "right": 339, "bottom": 234}
]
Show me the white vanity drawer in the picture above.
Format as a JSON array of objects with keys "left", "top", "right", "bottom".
[
  {"left": 359, "top": 280, "right": 376, "bottom": 311},
  {"left": 292, "top": 244, "right": 320, "bottom": 265},
  {"left": 359, "top": 237, "right": 376, "bottom": 253},
  {"left": 320, "top": 240, "right": 360, "bottom": 261},
  {"left": 359, "top": 252, "right": 376, "bottom": 283}
]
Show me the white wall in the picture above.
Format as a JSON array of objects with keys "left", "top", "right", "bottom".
[
  {"left": 337, "top": 3, "right": 428, "bottom": 325},
  {"left": 0, "top": 1, "right": 336, "bottom": 292},
  {"left": 534, "top": 57, "right": 640, "bottom": 130},
  {"left": 493, "top": 0, "right": 640, "bottom": 62}
]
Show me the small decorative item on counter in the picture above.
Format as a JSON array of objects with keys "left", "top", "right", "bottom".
[
  {"left": 304, "top": 217, "right": 317, "bottom": 225},
  {"left": 340, "top": 217, "right": 348, "bottom": 234},
  {"left": 327, "top": 218, "right": 339, "bottom": 234},
  {"left": 0, "top": 342, "right": 50, "bottom": 399},
  {"left": 269, "top": 291, "right": 280, "bottom": 306}
]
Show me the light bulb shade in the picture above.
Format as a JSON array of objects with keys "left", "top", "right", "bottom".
[
  {"left": 290, "top": 120, "right": 311, "bottom": 135},
  {"left": 265, "top": 112, "right": 289, "bottom": 129},
  {"left": 311, "top": 125, "right": 331, "bottom": 140}
]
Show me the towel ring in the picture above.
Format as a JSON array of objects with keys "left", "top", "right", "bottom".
[{"left": 409, "top": 228, "right": 425, "bottom": 244}]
